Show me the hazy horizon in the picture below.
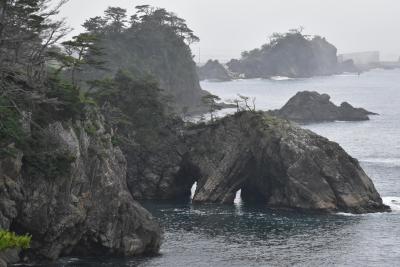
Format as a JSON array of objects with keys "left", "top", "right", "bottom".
[{"left": 59, "top": 0, "right": 400, "bottom": 62}]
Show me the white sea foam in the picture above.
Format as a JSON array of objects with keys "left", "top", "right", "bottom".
[
  {"left": 382, "top": 197, "right": 400, "bottom": 212},
  {"left": 335, "top": 197, "right": 400, "bottom": 216},
  {"left": 360, "top": 157, "right": 400, "bottom": 167},
  {"left": 335, "top": 212, "right": 358, "bottom": 217},
  {"left": 190, "top": 182, "right": 198, "bottom": 199},
  {"left": 270, "top": 76, "right": 293, "bottom": 81},
  {"left": 234, "top": 190, "right": 242, "bottom": 204}
]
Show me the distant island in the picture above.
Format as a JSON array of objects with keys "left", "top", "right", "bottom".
[
  {"left": 198, "top": 29, "right": 400, "bottom": 82},
  {"left": 198, "top": 29, "right": 357, "bottom": 81}
]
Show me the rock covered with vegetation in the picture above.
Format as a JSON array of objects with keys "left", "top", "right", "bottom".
[
  {"left": 0, "top": 1, "right": 161, "bottom": 264},
  {"left": 75, "top": 5, "right": 209, "bottom": 113},
  {"left": 227, "top": 29, "right": 354, "bottom": 78},
  {"left": 270, "top": 91, "right": 377, "bottom": 123},
  {"left": 0, "top": 230, "right": 31, "bottom": 266},
  {"left": 0, "top": 94, "right": 161, "bottom": 262},
  {"left": 197, "top": 60, "right": 232, "bottom": 81}
]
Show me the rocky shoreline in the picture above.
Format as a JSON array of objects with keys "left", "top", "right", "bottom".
[
  {"left": 0, "top": 109, "right": 390, "bottom": 265},
  {"left": 0, "top": 3, "right": 391, "bottom": 266}
]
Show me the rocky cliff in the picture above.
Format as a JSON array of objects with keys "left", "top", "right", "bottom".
[
  {"left": 0, "top": 111, "right": 161, "bottom": 263},
  {"left": 271, "top": 91, "right": 377, "bottom": 123},
  {"left": 127, "top": 112, "right": 389, "bottom": 214}
]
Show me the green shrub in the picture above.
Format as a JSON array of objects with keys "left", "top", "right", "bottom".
[{"left": 0, "top": 230, "right": 31, "bottom": 252}]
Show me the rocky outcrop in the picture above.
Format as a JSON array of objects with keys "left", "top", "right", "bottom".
[
  {"left": 0, "top": 112, "right": 161, "bottom": 263},
  {"left": 197, "top": 60, "right": 232, "bottom": 81},
  {"left": 187, "top": 112, "right": 388, "bottom": 213},
  {"left": 270, "top": 91, "right": 377, "bottom": 123},
  {"left": 128, "top": 112, "right": 388, "bottom": 214},
  {"left": 227, "top": 32, "right": 342, "bottom": 79}
]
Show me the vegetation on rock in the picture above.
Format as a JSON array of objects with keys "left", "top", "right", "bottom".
[
  {"left": 0, "top": 1, "right": 163, "bottom": 262},
  {"left": 227, "top": 28, "right": 350, "bottom": 78},
  {"left": 76, "top": 5, "right": 207, "bottom": 113},
  {"left": 0, "top": 230, "right": 31, "bottom": 252}
]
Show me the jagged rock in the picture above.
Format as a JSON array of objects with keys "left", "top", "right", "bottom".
[
  {"left": 197, "top": 60, "right": 232, "bottom": 81},
  {"left": 187, "top": 112, "right": 388, "bottom": 213},
  {"left": 129, "top": 112, "right": 388, "bottom": 214},
  {"left": 0, "top": 112, "right": 161, "bottom": 262},
  {"left": 270, "top": 91, "right": 377, "bottom": 123}
]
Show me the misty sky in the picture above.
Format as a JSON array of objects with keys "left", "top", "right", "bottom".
[{"left": 58, "top": 0, "right": 399, "bottom": 62}]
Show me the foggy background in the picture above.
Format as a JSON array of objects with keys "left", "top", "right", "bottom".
[{"left": 58, "top": 0, "right": 400, "bottom": 62}]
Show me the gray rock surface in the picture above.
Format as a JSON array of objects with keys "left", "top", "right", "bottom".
[
  {"left": 0, "top": 249, "right": 20, "bottom": 267},
  {"left": 125, "top": 122, "right": 196, "bottom": 201},
  {"left": 271, "top": 91, "right": 377, "bottom": 123},
  {"left": 128, "top": 112, "right": 388, "bottom": 214},
  {"left": 187, "top": 112, "right": 388, "bottom": 213},
  {"left": 0, "top": 112, "right": 161, "bottom": 262}
]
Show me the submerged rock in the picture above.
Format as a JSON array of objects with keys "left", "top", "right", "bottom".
[
  {"left": 0, "top": 112, "right": 161, "bottom": 262},
  {"left": 271, "top": 91, "right": 377, "bottom": 123},
  {"left": 129, "top": 112, "right": 388, "bottom": 214}
]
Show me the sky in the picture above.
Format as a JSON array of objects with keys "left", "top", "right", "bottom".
[{"left": 58, "top": 0, "right": 400, "bottom": 62}]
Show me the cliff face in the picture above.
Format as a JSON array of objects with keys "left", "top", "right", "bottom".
[
  {"left": 271, "top": 91, "right": 377, "bottom": 123},
  {"left": 0, "top": 111, "right": 161, "bottom": 262},
  {"left": 227, "top": 32, "right": 344, "bottom": 78},
  {"left": 197, "top": 60, "right": 232, "bottom": 81},
  {"left": 127, "top": 112, "right": 389, "bottom": 214}
]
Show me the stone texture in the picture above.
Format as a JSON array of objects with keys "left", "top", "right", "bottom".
[
  {"left": 188, "top": 112, "right": 388, "bottom": 213},
  {"left": 0, "top": 249, "right": 21, "bottom": 267},
  {"left": 126, "top": 122, "right": 196, "bottom": 201},
  {"left": 129, "top": 112, "right": 389, "bottom": 214},
  {"left": 0, "top": 112, "right": 161, "bottom": 262}
]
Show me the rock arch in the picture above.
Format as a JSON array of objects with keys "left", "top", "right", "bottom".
[
  {"left": 127, "top": 112, "right": 389, "bottom": 214},
  {"left": 185, "top": 112, "right": 388, "bottom": 213}
]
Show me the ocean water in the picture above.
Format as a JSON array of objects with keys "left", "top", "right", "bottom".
[{"left": 28, "top": 69, "right": 400, "bottom": 266}]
